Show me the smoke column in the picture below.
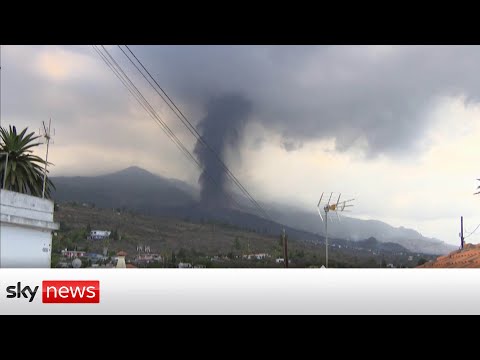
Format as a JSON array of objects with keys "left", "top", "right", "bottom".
[{"left": 194, "top": 93, "right": 252, "bottom": 208}]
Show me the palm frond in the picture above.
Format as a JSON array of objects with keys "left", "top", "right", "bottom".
[{"left": 0, "top": 125, "right": 55, "bottom": 198}]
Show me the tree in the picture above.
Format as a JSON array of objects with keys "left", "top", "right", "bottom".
[
  {"left": 177, "top": 248, "right": 187, "bottom": 261},
  {"left": 0, "top": 125, "right": 55, "bottom": 198},
  {"left": 234, "top": 237, "right": 241, "bottom": 250}
]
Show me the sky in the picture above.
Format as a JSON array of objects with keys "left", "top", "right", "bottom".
[{"left": 1, "top": 45, "right": 480, "bottom": 245}]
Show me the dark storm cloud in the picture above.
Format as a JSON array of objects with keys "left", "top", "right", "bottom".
[
  {"left": 4, "top": 45, "right": 480, "bottom": 164},
  {"left": 130, "top": 45, "right": 480, "bottom": 157}
]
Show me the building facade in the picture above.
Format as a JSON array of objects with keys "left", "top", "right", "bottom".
[
  {"left": 0, "top": 189, "right": 59, "bottom": 268},
  {"left": 89, "top": 230, "right": 111, "bottom": 240}
]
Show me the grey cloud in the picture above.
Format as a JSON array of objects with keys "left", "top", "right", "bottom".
[
  {"left": 130, "top": 45, "right": 480, "bottom": 158},
  {"left": 3, "top": 52, "right": 125, "bottom": 119},
  {"left": 2, "top": 46, "right": 143, "bottom": 149},
  {"left": 4, "top": 45, "right": 480, "bottom": 167},
  {"left": 281, "top": 140, "right": 303, "bottom": 152}
]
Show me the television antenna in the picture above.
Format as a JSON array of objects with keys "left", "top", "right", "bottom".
[
  {"left": 316, "top": 192, "right": 355, "bottom": 268},
  {"left": 39, "top": 118, "right": 55, "bottom": 198}
]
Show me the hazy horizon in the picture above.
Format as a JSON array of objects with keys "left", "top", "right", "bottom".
[{"left": 2, "top": 45, "right": 480, "bottom": 245}]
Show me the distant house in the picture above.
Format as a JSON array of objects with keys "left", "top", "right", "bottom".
[
  {"left": 387, "top": 263, "right": 395, "bottom": 268},
  {"left": 136, "top": 245, "right": 151, "bottom": 253},
  {"left": 88, "top": 230, "right": 111, "bottom": 240},
  {"left": 243, "top": 253, "right": 269, "bottom": 260},
  {"left": 275, "top": 258, "right": 284, "bottom": 264},
  {"left": 178, "top": 262, "right": 192, "bottom": 268},
  {"left": 135, "top": 254, "right": 162, "bottom": 264},
  {"left": 62, "top": 249, "right": 86, "bottom": 258}
]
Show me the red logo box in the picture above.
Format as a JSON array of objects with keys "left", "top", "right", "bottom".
[{"left": 42, "top": 281, "right": 100, "bottom": 303}]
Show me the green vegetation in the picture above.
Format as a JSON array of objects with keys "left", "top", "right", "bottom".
[
  {"left": 0, "top": 125, "right": 55, "bottom": 197},
  {"left": 417, "top": 258, "right": 428, "bottom": 266},
  {"left": 51, "top": 202, "right": 436, "bottom": 268}
]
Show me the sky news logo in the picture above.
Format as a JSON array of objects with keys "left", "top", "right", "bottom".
[{"left": 5, "top": 281, "right": 100, "bottom": 303}]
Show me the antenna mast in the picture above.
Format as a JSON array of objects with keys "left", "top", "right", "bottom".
[
  {"left": 316, "top": 192, "right": 355, "bottom": 268},
  {"left": 40, "top": 118, "right": 55, "bottom": 198}
]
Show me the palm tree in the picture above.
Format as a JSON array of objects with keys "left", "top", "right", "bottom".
[{"left": 0, "top": 125, "right": 55, "bottom": 198}]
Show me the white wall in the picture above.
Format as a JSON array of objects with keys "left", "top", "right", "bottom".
[
  {"left": 0, "top": 224, "right": 52, "bottom": 267},
  {"left": 1, "top": 189, "right": 59, "bottom": 268}
]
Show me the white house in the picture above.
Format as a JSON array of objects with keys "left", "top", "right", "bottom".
[
  {"left": 89, "top": 230, "right": 111, "bottom": 240},
  {"left": 61, "top": 249, "right": 87, "bottom": 258},
  {"left": 243, "top": 253, "right": 269, "bottom": 260},
  {"left": 0, "top": 189, "right": 59, "bottom": 268}
]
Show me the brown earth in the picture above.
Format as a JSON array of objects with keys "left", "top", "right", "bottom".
[{"left": 418, "top": 243, "right": 480, "bottom": 268}]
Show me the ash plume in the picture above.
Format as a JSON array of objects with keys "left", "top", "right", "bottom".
[{"left": 194, "top": 93, "right": 252, "bottom": 208}]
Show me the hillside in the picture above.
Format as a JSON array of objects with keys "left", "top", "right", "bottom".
[
  {"left": 266, "top": 206, "right": 455, "bottom": 255},
  {"left": 52, "top": 166, "right": 197, "bottom": 214},
  {"left": 418, "top": 243, "right": 480, "bottom": 268},
  {"left": 51, "top": 166, "right": 454, "bottom": 255},
  {"left": 52, "top": 203, "right": 435, "bottom": 268},
  {"left": 356, "top": 237, "right": 409, "bottom": 253}
]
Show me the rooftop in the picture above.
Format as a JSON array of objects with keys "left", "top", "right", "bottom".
[{"left": 418, "top": 243, "right": 480, "bottom": 268}]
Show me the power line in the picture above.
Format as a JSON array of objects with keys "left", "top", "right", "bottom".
[
  {"left": 120, "top": 44, "right": 271, "bottom": 221},
  {"left": 465, "top": 223, "right": 480, "bottom": 239},
  {"left": 94, "top": 45, "right": 247, "bottom": 215},
  {"left": 98, "top": 46, "right": 196, "bottom": 163},
  {"left": 91, "top": 45, "right": 246, "bottom": 213},
  {"left": 92, "top": 45, "right": 198, "bottom": 163},
  {"left": 92, "top": 45, "right": 196, "bottom": 160},
  {"left": 97, "top": 45, "right": 200, "bottom": 167},
  {"left": 118, "top": 45, "right": 274, "bottom": 223}
]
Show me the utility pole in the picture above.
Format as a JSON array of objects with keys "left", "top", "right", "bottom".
[
  {"left": 325, "top": 211, "right": 328, "bottom": 268},
  {"left": 460, "top": 216, "right": 464, "bottom": 250},
  {"left": 282, "top": 228, "right": 288, "bottom": 268}
]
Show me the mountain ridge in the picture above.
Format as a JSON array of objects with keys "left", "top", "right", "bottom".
[{"left": 51, "top": 166, "right": 455, "bottom": 255}]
